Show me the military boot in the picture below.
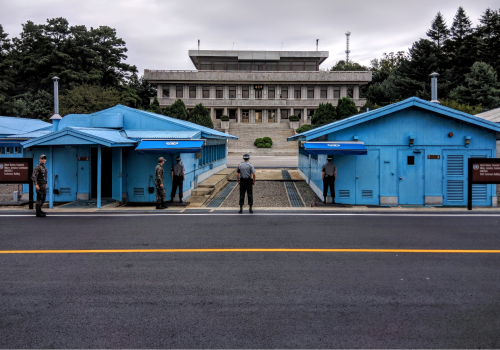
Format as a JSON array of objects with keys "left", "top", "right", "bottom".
[
  {"left": 156, "top": 204, "right": 165, "bottom": 210},
  {"left": 238, "top": 205, "right": 243, "bottom": 214},
  {"left": 249, "top": 205, "right": 253, "bottom": 214},
  {"left": 161, "top": 201, "right": 169, "bottom": 208}
]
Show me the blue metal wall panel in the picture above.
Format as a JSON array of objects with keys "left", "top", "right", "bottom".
[
  {"left": 398, "top": 150, "right": 425, "bottom": 205},
  {"left": 77, "top": 146, "right": 90, "bottom": 198},
  {"left": 355, "top": 150, "right": 380, "bottom": 205},
  {"left": 52, "top": 148, "right": 78, "bottom": 202},
  {"left": 112, "top": 148, "right": 122, "bottom": 201}
]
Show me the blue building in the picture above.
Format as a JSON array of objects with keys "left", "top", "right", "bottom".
[
  {"left": 288, "top": 97, "right": 500, "bottom": 207},
  {"left": 3, "top": 105, "right": 236, "bottom": 207},
  {"left": 0, "top": 117, "right": 51, "bottom": 157}
]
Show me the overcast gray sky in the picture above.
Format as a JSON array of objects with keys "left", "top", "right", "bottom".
[{"left": 1, "top": 0, "right": 499, "bottom": 75}]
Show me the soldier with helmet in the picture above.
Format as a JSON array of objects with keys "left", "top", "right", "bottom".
[
  {"left": 155, "top": 157, "right": 168, "bottom": 209},
  {"left": 322, "top": 155, "right": 337, "bottom": 204},
  {"left": 31, "top": 154, "right": 48, "bottom": 217},
  {"left": 236, "top": 153, "right": 256, "bottom": 214},
  {"left": 170, "top": 156, "right": 185, "bottom": 203}
]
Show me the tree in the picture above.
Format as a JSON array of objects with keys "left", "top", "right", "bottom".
[
  {"left": 148, "top": 96, "right": 162, "bottom": 114},
  {"left": 450, "top": 7, "right": 474, "bottom": 42},
  {"left": 449, "top": 61, "right": 500, "bottom": 109},
  {"left": 311, "top": 103, "right": 336, "bottom": 127},
  {"left": 0, "top": 25, "right": 15, "bottom": 115},
  {"left": 164, "top": 99, "right": 188, "bottom": 120},
  {"left": 12, "top": 90, "right": 53, "bottom": 120},
  {"left": 336, "top": 97, "right": 359, "bottom": 119},
  {"left": 330, "top": 60, "right": 368, "bottom": 71},
  {"left": 360, "top": 100, "right": 380, "bottom": 113},
  {"left": 128, "top": 73, "right": 156, "bottom": 109},
  {"left": 189, "top": 103, "right": 214, "bottom": 129},
  {"left": 59, "top": 85, "right": 128, "bottom": 115},
  {"left": 427, "top": 12, "right": 450, "bottom": 48},
  {"left": 439, "top": 99, "right": 483, "bottom": 115},
  {"left": 477, "top": 8, "right": 500, "bottom": 74}
]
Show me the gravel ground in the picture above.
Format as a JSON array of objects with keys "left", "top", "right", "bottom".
[
  {"left": 0, "top": 184, "right": 23, "bottom": 202},
  {"left": 220, "top": 181, "right": 290, "bottom": 208},
  {"left": 295, "top": 181, "right": 322, "bottom": 206}
]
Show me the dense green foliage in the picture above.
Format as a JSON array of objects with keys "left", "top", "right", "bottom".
[
  {"left": 59, "top": 85, "right": 129, "bottom": 115},
  {"left": 220, "top": 115, "right": 229, "bottom": 121},
  {"left": 439, "top": 99, "right": 484, "bottom": 115},
  {"left": 289, "top": 115, "right": 300, "bottom": 122},
  {"left": 336, "top": 97, "right": 359, "bottom": 119},
  {"left": 358, "top": 6, "right": 500, "bottom": 111},
  {"left": 0, "top": 18, "right": 157, "bottom": 117},
  {"left": 254, "top": 136, "right": 272, "bottom": 148},
  {"left": 188, "top": 103, "right": 214, "bottom": 129},
  {"left": 163, "top": 99, "right": 189, "bottom": 120},
  {"left": 311, "top": 103, "right": 337, "bottom": 127},
  {"left": 148, "top": 96, "right": 163, "bottom": 114},
  {"left": 296, "top": 124, "right": 315, "bottom": 133}
]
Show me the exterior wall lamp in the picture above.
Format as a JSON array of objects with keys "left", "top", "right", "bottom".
[
  {"left": 353, "top": 135, "right": 358, "bottom": 141},
  {"left": 409, "top": 135, "right": 414, "bottom": 147},
  {"left": 465, "top": 136, "right": 471, "bottom": 147}
]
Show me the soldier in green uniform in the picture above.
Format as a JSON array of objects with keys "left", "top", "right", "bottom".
[
  {"left": 155, "top": 157, "right": 168, "bottom": 209},
  {"left": 31, "top": 154, "right": 48, "bottom": 217}
]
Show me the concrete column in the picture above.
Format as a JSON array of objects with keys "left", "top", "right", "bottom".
[
  {"left": 157, "top": 84, "right": 162, "bottom": 99},
  {"left": 97, "top": 145, "right": 101, "bottom": 209},
  {"left": 315, "top": 86, "right": 320, "bottom": 100},
  {"left": 290, "top": 85, "right": 294, "bottom": 100},
  {"left": 210, "top": 108, "right": 215, "bottom": 122},
  {"left": 327, "top": 86, "right": 334, "bottom": 100},
  {"left": 170, "top": 85, "right": 175, "bottom": 100},
  {"left": 353, "top": 85, "right": 360, "bottom": 99},
  {"left": 250, "top": 110, "right": 255, "bottom": 123},
  {"left": 210, "top": 85, "right": 215, "bottom": 99},
  {"left": 237, "top": 107, "right": 241, "bottom": 123},
  {"left": 302, "top": 85, "right": 307, "bottom": 100},
  {"left": 291, "top": 108, "right": 294, "bottom": 117},
  {"left": 277, "top": 108, "right": 281, "bottom": 123},
  {"left": 263, "top": 109, "right": 268, "bottom": 123},
  {"left": 223, "top": 107, "right": 228, "bottom": 116},
  {"left": 341, "top": 85, "right": 347, "bottom": 98},
  {"left": 184, "top": 85, "right": 188, "bottom": 99},
  {"left": 197, "top": 85, "right": 202, "bottom": 99},
  {"left": 237, "top": 85, "right": 242, "bottom": 100},
  {"left": 49, "top": 146, "right": 53, "bottom": 209},
  {"left": 303, "top": 108, "right": 307, "bottom": 123}
]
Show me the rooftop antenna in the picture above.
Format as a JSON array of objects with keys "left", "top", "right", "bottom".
[
  {"left": 316, "top": 39, "right": 319, "bottom": 51},
  {"left": 198, "top": 39, "right": 200, "bottom": 51},
  {"left": 345, "top": 32, "right": 351, "bottom": 63}
]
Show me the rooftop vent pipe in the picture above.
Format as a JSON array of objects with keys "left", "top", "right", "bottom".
[
  {"left": 50, "top": 76, "right": 62, "bottom": 132},
  {"left": 430, "top": 72, "right": 440, "bottom": 103},
  {"left": 316, "top": 39, "right": 319, "bottom": 51}
]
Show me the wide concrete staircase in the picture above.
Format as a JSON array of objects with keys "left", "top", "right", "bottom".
[{"left": 227, "top": 122, "right": 298, "bottom": 156}]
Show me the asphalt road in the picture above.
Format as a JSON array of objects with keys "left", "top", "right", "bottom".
[{"left": 1, "top": 212, "right": 500, "bottom": 348}]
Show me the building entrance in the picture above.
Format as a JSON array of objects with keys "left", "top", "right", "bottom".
[
  {"left": 242, "top": 110, "right": 249, "bottom": 123},
  {"left": 91, "top": 147, "right": 113, "bottom": 199},
  {"left": 53, "top": 148, "right": 78, "bottom": 202},
  {"left": 229, "top": 109, "right": 237, "bottom": 120},
  {"left": 281, "top": 109, "right": 289, "bottom": 121},
  {"left": 268, "top": 110, "right": 276, "bottom": 123},
  {"left": 255, "top": 110, "right": 262, "bottom": 123},
  {"left": 398, "top": 150, "right": 425, "bottom": 205}
]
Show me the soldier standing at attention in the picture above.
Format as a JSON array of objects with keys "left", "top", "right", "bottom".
[
  {"left": 31, "top": 154, "right": 48, "bottom": 217},
  {"left": 322, "top": 155, "right": 337, "bottom": 204},
  {"left": 170, "top": 156, "right": 185, "bottom": 203},
  {"left": 236, "top": 153, "right": 256, "bottom": 214},
  {"left": 155, "top": 157, "right": 168, "bottom": 210}
]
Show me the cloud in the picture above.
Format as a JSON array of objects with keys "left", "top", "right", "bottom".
[{"left": 1, "top": 0, "right": 498, "bottom": 74}]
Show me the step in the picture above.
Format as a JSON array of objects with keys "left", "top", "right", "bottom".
[{"left": 192, "top": 188, "right": 213, "bottom": 196}]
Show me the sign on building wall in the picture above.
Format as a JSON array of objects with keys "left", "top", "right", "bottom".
[
  {"left": 254, "top": 85, "right": 263, "bottom": 90},
  {"left": 0, "top": 158, "right": 34, "bottom": 209},
  {"left": 467, "top": 158, "right": 500, "bottom": 210}
]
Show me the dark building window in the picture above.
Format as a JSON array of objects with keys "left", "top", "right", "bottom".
[
  {"left": 189, "top": 86, "right": 196, "bottom": 98},
  {"left": 266, "top": 62, "right": 278, "bottom": 71},
  {"left": 307, "top": 109, "right": 315, "bottom": 119},
  {"left": 305, "top": 62, "right": 317, "bottom": 71},
  {"left": 214, "top": 62, "right": 225, "bottom": 70},
  {"left": 215, "top": 109, "right": 223, "bottom": 119},
  {"left": 254, "top": 62, "right": 264, "bottom": 71},
  {"left": 176, "top": 86, "right": 183, "bottom": 98},
  {"left": 281, "top": 86, "right": 288, "bottom": 99},
  {"left": 227, "top": 62, "right": 238, "bottom": 70},
  {"left": 279, "top": 61, "right": 291, "bottom": 71},
  {"left": 268, "top": 86, "right": 275, "bottom": 99},
  {"left": 281, "top": 109, "right": 289, "bottom": 119},
  {"left": 202, "top": 86, "right": 210, "bottom": 98},
  {"left": 255, "top": 89, "right": 262, "bottom": 99},
  {"left": 163, "top": 86, "right": 170, "bottom": 98},
  {"left": 242, "top": 86, "right": 249, "bottom": 98},
  {"left": 320, "top": 86, "right": 327, "bottom": 98},
  {"left": 407, "top": 156, "right": 415, "bottom": 166},
  {"left": 229, "top": 109, "right": 237, "bottom": 119},
  {"left": 200, "top": 61, "right": 212, "bottom": 70},
  {"left": 216, "top": 86, "right": 223, "bottom": 99},
  {"left": 294, "top": 86, "right": 301, "bottom": 99},
  {"left": 0, "top": 147, "right": 4, "bottom": 154},
  {"left": 240, "top": 62, "right": 251, "bottom": 71},
  {"left": 307, "top": 86, "right": 314, "bottom": 99},
  {"left": 292, "top": 61, "right": 304, "bottom": 71},
  {"left": 15, "top": 147, "right": 22, "bottom": 154},
  {"left": 347, "top": 86, "right": 354, "bottom": 98},
  {"left": 294, "top": 109, "right": 302, "bottom": 118},
  {"left": 333, "top": 87, "right": 340, "bottom": 99},
  {"left": 229, "top": 86, "right": 236, "bottom": 98}
]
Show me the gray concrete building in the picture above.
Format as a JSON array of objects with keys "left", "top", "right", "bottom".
[{"left": 144, "top": 50, "right": 372, "bottom": 127}]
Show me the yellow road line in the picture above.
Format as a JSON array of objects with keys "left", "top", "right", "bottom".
[{"left": 0, "top": 248, "right": 500, "bottom": 254}]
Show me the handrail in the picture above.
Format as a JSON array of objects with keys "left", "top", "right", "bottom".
[{"left": 145, "top": 69, "right": 371, "bottom": 74}]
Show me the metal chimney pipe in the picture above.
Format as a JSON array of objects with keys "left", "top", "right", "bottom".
[
  {"left": 50, "top": 76, "right": 62, "bottom": 132},
  {"left": 316, "top": 39, "right": 319, "bottom": 51},
  {"left": 430, "top": 72, "right": 440, "bottom": 103}
]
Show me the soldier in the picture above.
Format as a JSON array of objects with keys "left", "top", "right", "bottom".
[
  {"left": 236, "top": 153, "right": 256, "bottom": 214},
  {"left": 322, "top": 155, "right": 337, "bottom": 204},
  {"left": 31, "top": 154, "right": 48, "bottom": 217},
  {"left": 155, "top": 157, "right": 168, "bottom": 210},
  {"left": 170, "top": 156, "right": 185, "bottom": 203}
]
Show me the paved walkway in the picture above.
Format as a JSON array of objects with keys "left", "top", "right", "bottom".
[{"left": 227, "top": 156, "right": 297, "bottom": 168}]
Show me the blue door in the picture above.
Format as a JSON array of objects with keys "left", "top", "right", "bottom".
[
  {"left": 398, "top": 150, "right": 424, "bottom": 205},
  {"left": 355, "top": 150, "right": 380, "bottom": 205},
  {"left": 53, "top": 148, "right": 78, "bottom": 202},
  {"left": 332, "top": 155, "right": 356, "bottom": 204}
]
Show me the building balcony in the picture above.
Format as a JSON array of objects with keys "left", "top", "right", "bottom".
[
  {"left": 144, "top": 70, "right": 372, "bottom": 84},
  {"left": 156, "top": 97, "right": 368, "bottom": 108}
]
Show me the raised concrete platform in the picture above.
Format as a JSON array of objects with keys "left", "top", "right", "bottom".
[{"left": 187, "top": 168, "right": 237, "bottom": 208}]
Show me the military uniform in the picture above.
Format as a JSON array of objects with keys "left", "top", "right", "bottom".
[
  {"left": 237, "top": 161, "right": 256, "bottom": 207},
  {"left": 155, "top": 163, "right": 165, "bottom": 205},
  {"left": 322, "top": 160, "right": 337, "bottom": 203},
  {"left": 31, "top": 161, "right": 47, "bottom": 216},
  {"left": 171, "top": 162, "right": 185, "bottom": 202}
]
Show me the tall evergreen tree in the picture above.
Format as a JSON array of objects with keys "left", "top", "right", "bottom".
[
  {"left": 148, "top": 96, "right": 163, "bottom": 114},
  {"left": 0, "top": 25, "right": 15, "bottom": 114},
  {"left": 450, "top": 7, "right": 474, "bottom": 42},
  {"left": 189, "top": 103, "right": 214, "bottom": 129},
  {"left": 164, "top": 99, "right": 188, "bottom": 120},
  {"left": 311, "top": 103, "right": 336, "bottom": 127},
  {"left": 427, "top": 12, "right": 450, "bottom": 48},
  {"left": 128, "top": 73, "right": 156, "bottom": 109},
  {"left": 336, "top": 97, "right": 359, "bottom": 119},
  {"left": 477, "top": 8, "right": 500, "bottom": 74}
]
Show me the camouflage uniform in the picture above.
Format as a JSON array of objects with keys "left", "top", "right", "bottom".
[
  {"left": 31, "top": 162, "right": 47, "bottom": 213},
  {"left": 155, "top": 164, "right": 165, "bottom": 204}
]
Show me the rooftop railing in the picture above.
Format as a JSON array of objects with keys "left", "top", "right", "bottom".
[{"left": 145, "top": 69, "right": 371, "bottom": 74}]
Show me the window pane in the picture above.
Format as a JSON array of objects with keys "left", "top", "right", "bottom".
[
  {"left": 268, "top": 86, "right": 275, "bottom": 99},
  {"left": 307, "top": 86, "right": 314, "bottom": 99},
  {"left": 214, "top": 62, "right": 225, "bottom": 70},
  {"left": 255, "top": 90, "right": 262, "bottom": 99},
  {"left": 202, "top": 86, "right": 209, "bottom": 98},
  {"left": 0, "top": 147, "right": 4, "bottom": 154},
  {"left": 281, "top": 110, "right": 289, "bottom": 119},
  {"left": 227, "top": 63, "right": 238, "bottom": 71},
  {"left": 216, "top": 109, "right": 223, "bottom": 119},
  {"left": 294, "top": 86, "right": 301, "bottom": 99},
  {"left": 292, "top": 61, "right": 304, "bottom": 71},
  {"left": 242, "top": 86, "right": 249, "bottom": 98},
  {"left": 305, "top": 62, "right": 317, "bottom": 71},
  {"left": 216, "top": 86, "right": 223, "bottom": 99},
  {"left": 333, "top": 87, "right": 340, "bottom": 99},
  {"left": 229, "top": 86, "right": 236, "bottom": 98},
  {"left": 266, "top": 62, "right": 278, "bottom": 71},
  {"left": 176, "top": 86, "right": 183, "bottom": 98},
  {"left": 240, "top": 63, "right": 251, "bottom": 71},
  {"left": 320, "top": 86, "right": 327, "bottom": 98},
  {"left": 189, "top": 86, "right": 196, "bottom": 98},
  {"left": 347, "top": 86, "right": 354, "bottom": 98},
  {"left": 281, "top": 86, "right": 288, "bottom": 99},
  {"left": 163, "top": 87, "right": 170, "bottom": 98},
  {"left": 407, "top": 156, "right": 415, "bottom": 166},
  {"left": 200, "top": 61, "right": 212, "bottom": 70},
  {"left": 279, "top": 62, "right": 291, "bottom": 71},
  {"left": 254, "top": 62, "right": 264, "bottom": 71}
]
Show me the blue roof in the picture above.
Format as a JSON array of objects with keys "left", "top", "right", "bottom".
[
  {"left": 92, "top": 105, "right": 238, "bottom": 140},
  {"left": 6, "top": 129, "right": 52, "bottom": 139},
  {"left": 22, "top": 127, "right": 136, "bottom": 148},
  {"left": 288, "top": 97, "right": 500, "bottom": 141},
  {"left": 0, "top": 116, "right": 51, "bottom": 136},
  {"left": 122, "top": 130, "right": 201, "bottom": 140}
]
